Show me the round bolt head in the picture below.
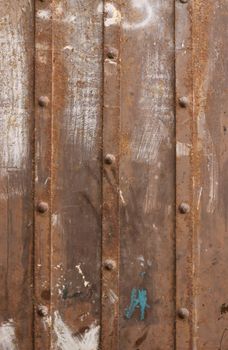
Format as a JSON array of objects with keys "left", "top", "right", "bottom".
[
  {"left": 179, "top": 96, "right": 189, "bottom": 108},
  {"left": 37, "top": 201, "right": 49, "bottom": 214},
  {"left": 37, "top": 305, "right": 48, "bottom": 317},
  {"left": 103, "top": 259, "right": 116, "bottom": 271},
  {"left": 178, "top": 307, "right": 190, "bottom": 319},
  {"left": 38, "top": 96, "right": 49, "bottom": 107},
  {"left": 179, "top": 202, "right": 190, "bottom": 214},
  {"left": 104, "top": 154, "right": 116, "bottom": 165}
]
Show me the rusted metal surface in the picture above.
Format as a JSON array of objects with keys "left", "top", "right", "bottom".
[{"left": 0, "top": 0, "right": 227, "bottom": 349}]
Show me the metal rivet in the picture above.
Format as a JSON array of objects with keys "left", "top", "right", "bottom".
[
  {"left": 180, "top": 0, "right": 189, "bottom": 3},
  {"left": 37, "top": 201, "right": 49, "bottom": 214},
  {"left": 37, "top": 305, "right": 48, "bottom": 317},
  {"left": 178, "top": 308, "right": 190, "bottom": 319},
  {"left": 179, "top": 202, "right": 190, "bottom": 214},
  {"left": 104, "top": 154, "right": 116, "bottom": 165},
  {"left": 103, "top": 259, "right": 116, "bottom": 271},
  {"left": 38, "top": 96, "right": 49, "bottom": 107},
  {"left": 179, "top": 96, "right": 189, "bottom": 108}
]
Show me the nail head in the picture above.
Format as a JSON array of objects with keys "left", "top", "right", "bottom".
[
  {"left": 179, "top": 202, "right": 190, "bottom": 214},
  {"left": 178, "top": 307, "right": 190, "bottom": 319},
  {"left": 104, "top": 154, "right": 116, "bottom": 165},
  {"left": 37, "top": 305, "right": 48, "bottom": 317},
  {"left": 103, "top": 259, "right": 116, "bottom": 271},
  {"left": 38, "top": 96, "right": 49, "bottom": 107},
  {"left": 179, "top": 96, "right": 189, "bottom": 108},
  {"left": 37, "top": 201, "right": 49, "bottom": 214}
]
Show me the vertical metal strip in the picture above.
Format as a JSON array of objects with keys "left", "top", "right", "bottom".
[
  {"left": 34, "top": 1, "right": 53, "bottom": 348},
  {"left": 175, "top": 0, "right": 194, "bottom": 348},
  {"left": 101, "top": 1, "right": 121, "bottom": 349}
]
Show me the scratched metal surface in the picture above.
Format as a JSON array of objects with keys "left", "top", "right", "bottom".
[{"left": 0, "top": 0, "right": 228, "bottom": 349}]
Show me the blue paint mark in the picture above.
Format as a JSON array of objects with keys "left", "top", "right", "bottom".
[{"left": 125, "top": 288, "right": 150, "bottom": 321}]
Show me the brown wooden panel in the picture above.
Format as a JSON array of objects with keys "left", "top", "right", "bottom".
[
  {"left": 50, "top": 1, "right": 103, "bottom": 349},
  {"left": 0, "top": 1, "right": 34, "bottom": 348},
  {"left": 119, "top": 1, "right": 176, "bottom": 349},
  {"left": 193, "top": 1, "right": 228, "bottom": 349}
]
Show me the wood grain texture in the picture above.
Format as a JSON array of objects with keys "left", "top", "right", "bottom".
[
  {"left": 119, "top": 1, "right": 175, "bottom": 349},
  {"left": 50, "top": 1, "right": 103, "bottom": 349},
  {"left": 0, "top": 1, "right": 34, "bottom": 348},
  {"left": 193, "top": 1, "right": 228, "bottom": 349}
]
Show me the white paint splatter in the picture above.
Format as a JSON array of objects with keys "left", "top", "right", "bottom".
[
  {"left": 0, "top": 320, "right": 18, "bottom": 350},
  {"left": 75, "top": 264, "right": 90, "bottom": 288},
  {"left": 53, "top": 311, "right": 100, "bottom": 350},
  {"left": 0, "top": 13, "right": 30, "bottom": 169},
  {"left": 98, "top": 3, "right": 121, "bottom": 27},
  {"left": 36, "top": 9, "right": 51, "bottom": 20},
  {"left": 98, "top": 0, "right": 158, "bottom": 30}
]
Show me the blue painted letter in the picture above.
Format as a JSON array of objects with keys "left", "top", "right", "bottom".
[{"left": 125, "top": 288, "right": 150, "bottom": 320}]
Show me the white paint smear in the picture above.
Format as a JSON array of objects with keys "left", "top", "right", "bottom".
[
  {"left": 132, "top": 49, "right": 173, "bottom": 165},
  {"left": 53, "top": 311, "right": 100, "bottom": 350},
  {"left": 196, "top": 55, "right": 219, "bottom": 213},
  {"left": 0, "top": 13, "right": 29, "bottom": 169},
  {"left": 0, "top": 320, "right": 18, "bottom": 350},
  {"left": 55, "top": 5, "right": 102, "bottom": 161}
]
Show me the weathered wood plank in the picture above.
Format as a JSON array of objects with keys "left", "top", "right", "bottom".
[
  {"left": 102, "top": 1, "right": 121, "bottom": 348},
  {"left": 0, "top": 1, "right": 34, "bottom": 348},
  {"left": 50, "top": 1, "right": 103, "bottom": 349},
  {"left": 193, "top": 1, "right": 228, "bottom": 348},
  {"left": 119, "top": 1, "right": 175, "bottom": 348}
]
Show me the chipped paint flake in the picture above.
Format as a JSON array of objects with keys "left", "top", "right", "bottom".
[
  {"left": 0, "top": 320, "right": 18, "bottom": 350},
  {"left": 53, "top": 311, "right": 100, "bottom": 350},
  {"left": 75, "top": 264, "right": 90, "bottom": 287}
]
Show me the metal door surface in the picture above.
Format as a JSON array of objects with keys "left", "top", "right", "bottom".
[{"left": 0, "top": 1, "right": 227, "bottom": 349}]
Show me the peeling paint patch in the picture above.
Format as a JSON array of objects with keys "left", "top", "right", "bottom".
[
  {"left": 0, "top": 320, "right": 18, "bottom": 350},
  {"left": 53, "top": 311, "right": 100, "bottom": 350}
]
